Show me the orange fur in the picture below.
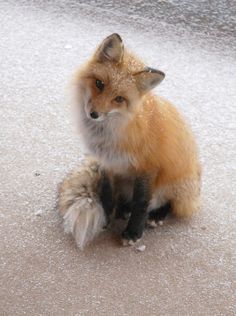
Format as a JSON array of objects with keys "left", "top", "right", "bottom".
[{"left": 75, "top": 34, "right": 201, "bottom": 218}]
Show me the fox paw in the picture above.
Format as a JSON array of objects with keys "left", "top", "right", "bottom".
[
  {"left": 146, "top": 219, "right": 164, "bottom": 228},
  {"left": 146, "top": 219, "right": 158, "bottom": 228},
  {"left": 121, "top": 230, "right": 141, "bottom": 246}
]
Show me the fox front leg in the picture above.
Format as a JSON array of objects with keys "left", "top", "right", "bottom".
[
  {"left": 100, "top": 171, "right": 114, "bottom": 226},
  {"left": 122, "top": 176, "right": 150, "bottom": 245}
]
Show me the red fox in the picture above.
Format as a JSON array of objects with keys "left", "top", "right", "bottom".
[{"left": 59, "top": 33, "right": 201, "bottom": 248}]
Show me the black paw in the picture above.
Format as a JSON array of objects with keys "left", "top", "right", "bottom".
[
  {"left": 148, "top": 202, "right": 171, "bottom": 227},
  {"left": 121, "top": 229, "right": 142, "bottom": 246},
  {"left": 146, "top": 218, "right": 164, "bottom": 228}
]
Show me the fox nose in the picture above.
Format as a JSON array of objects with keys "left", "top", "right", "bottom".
[{"left": 90, "top": 111, "right": 99, "bottom": 119}]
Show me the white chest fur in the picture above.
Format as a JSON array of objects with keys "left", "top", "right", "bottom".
[{"left": 79, "top": 110, "right": 134, "bottom": 173}]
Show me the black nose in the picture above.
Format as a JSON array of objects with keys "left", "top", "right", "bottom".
[{"left": 90, "top": 111, "right": 99, "bottom": 119}]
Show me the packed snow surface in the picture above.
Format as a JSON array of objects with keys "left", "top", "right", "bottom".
[{"left": 0, "top": 1, "right": 235, "bottom": 315}]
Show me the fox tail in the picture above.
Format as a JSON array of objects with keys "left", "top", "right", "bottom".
[{"left": 58, "top": 159, "right": 106, "bottom": 249}]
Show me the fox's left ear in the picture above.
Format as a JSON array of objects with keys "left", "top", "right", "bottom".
[
  {"left": 96, "top": 33, "right": 124, "bottom": 63},
  {"left": 134, "top": 67, "right": 165, "bottom": 93}
]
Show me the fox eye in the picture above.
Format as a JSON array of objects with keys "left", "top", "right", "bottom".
[
  {"left": 115, "top": 96, "right": 125, "bottom": 103},
  {"left": 95, "top": 79, "right": 104, "bottom": 92}
]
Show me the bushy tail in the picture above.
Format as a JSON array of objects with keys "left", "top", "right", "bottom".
[
  {"left": 63, "top": 197, "right": 106, "bottom": 249},
  {"left": 58, "top": 159, "right": 106, "bottom": 249}
]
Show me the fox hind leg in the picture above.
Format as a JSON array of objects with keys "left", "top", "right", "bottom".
[
  {"left": 147, "top": 202, "right": 171, "bottom": 227},
  {"left": 99, "top": 171, "right": 114, "bottom": 226},
  {"left": 171, "top": 197, "right": 200, "bottom": 218},
  {"left": 171, "top": 178, "right": 201, "bottom": 217}
]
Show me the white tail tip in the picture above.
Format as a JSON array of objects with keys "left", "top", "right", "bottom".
[{"left": 63, "top": 198, "right": 106, "bottom": 249}]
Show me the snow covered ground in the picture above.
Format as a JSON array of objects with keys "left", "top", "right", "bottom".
[{"left": 0, "top": 1, "right": 235, "bottom": 315}]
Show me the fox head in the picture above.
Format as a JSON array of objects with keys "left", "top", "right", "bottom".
[{"left": 76, "top": 33, "right": 165, "bottom": 122}]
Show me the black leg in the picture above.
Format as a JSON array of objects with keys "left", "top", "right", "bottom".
[
  {"left": 147, "top": 202, "right": 171, "bottom": 227},
  {"left": 122, "top": 176, "right": 150, "bottom": 244},
  {"left": 99, "top": 171, "right": 114, "bottom": 224},
  {"left": 115, "top": 195, "right": 132, "bottom": 219}
]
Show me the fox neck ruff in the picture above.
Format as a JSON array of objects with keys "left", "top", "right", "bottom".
[{"left": 79, "top": 106, "right": 136, "bottom": 174}]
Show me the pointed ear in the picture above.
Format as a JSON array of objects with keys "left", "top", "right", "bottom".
[
  {"left": 133, "top": 67, "right": 165, "bottom": 93},
  {"left": 96, "top": 33, "right": 124, "bottom": 63}
]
